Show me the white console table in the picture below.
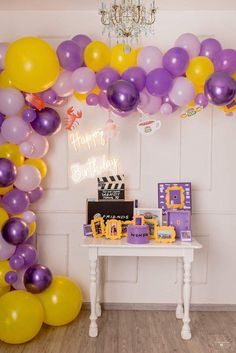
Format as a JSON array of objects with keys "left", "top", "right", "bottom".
[{"left": 82, "top": 237, "right": 202, "bottom": 340}]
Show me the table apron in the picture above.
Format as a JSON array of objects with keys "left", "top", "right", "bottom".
[{"left": 96, "top": 247, "right": 193, "bottom": 258}]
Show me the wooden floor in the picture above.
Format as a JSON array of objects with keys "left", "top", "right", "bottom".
[{"left": 0, "top": 310, "right": 236, "bottom": 353}]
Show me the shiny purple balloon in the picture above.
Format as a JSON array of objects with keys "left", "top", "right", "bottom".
[
  {"left": 0, "top": 112, "right": 5, "bottom": 127},
  {"left": 24, "top": 264, "right": 53, "bottom": 294},
  {"left": 86, "top": 93, "right": 99, "bottom": 106},
  {"left": 22, "top": 108, "right": 37, "bottom": 123},
  {"left": 72, "top": 34, "right": 92, "bottom": 50},
  {"left": 146, "top": 68, "right": 173, "bottom": 97},
  {"left": 0, "top": 158, "right": 17, "bottom": 187},
  {"left": 27, "top": 186, "right": 44, "bottom": 203},
  {"left": 107, "top": 80, "right": 139, "bottom": 112},
  {"left": 96, "top": 67, "right": 120, "bottom": 91},
  {"left": 122, "top": 67, "right": 146, "bottom": 92},
  {"left": 2, "top": 189, "right": 29, "bottom": 214},
  {"left": 12, "top": 244, "right": 37, "bottom": 270},
  {"left": 5, "top": 271, "right": 17, "bottom": 285},
  {"left": 163, "top": 47, "right": 189, "bottom": 77},
  {"left": 31, "top": 107, "right": 61, "bottom": 136},
  {"left": 40, "top": 89, "right": 58, "bottom": 105},
  {"left": 195, "top": 93, "right": 208, "bottom": 108},
  {"left": 204, "top": 72, "right": 236, "bottom": 106},
  {"left": 213, "top": 49, "right": 236, "bottom": 74},
  {"left": 200, "top": 38, "right": 222, "bottom": 60},
  {"left": 2, "top": 217, "right": 29, "bottom": 245},
  {"left": 56, "top": 40, "right": 83, "bottom": 71}
]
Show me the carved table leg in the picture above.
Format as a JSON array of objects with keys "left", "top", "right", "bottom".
[
  {"left": 181, "top": 258, "right": 192, "bottom": 340},
  {"left": 89, "top": 250, "right": 98, "bottom": 337},
  {"left": 96, "top": 257, "right": 101, "bottom": 318},
  {"left": 176, "top": 257, "right": 184, "bottom": 319}
]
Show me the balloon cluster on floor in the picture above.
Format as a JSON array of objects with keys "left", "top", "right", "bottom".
[{"left": 0, "top": 38, "right": 83, "bottom": 345}]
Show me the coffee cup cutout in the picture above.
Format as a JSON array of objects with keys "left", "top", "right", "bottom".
[{"left": 137, "top": 119, "right": 161, "bottom": 135}]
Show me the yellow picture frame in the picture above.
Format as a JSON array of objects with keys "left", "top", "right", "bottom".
[
  {"left": 121, "top": 220, "right": 134, "bottom": 237},
  {"left": 91, "top": 217, "right": 105, "bottom": 238},
  {"left": 155, "top": 226, "right": 176, "bottom": 243},
  {"left": 105, "top": 219, "right": 122, "bottom": 240},
  {"left": 165, "top": 186, "right": 185, "bottom": 210},
  {"left": 144, "top": 219, "right": 158, "bottom": 239}
]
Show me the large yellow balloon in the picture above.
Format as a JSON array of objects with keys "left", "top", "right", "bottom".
[
  {"left": 0, "top": 143, "right": 24, "bottom": 166},
  {"left": 0, "top": 291, "right": 44, "bottom": 344},
  {"left": 110, "top": 44, "right": 137, "bottom": 74},
  {"left": 5, "top": 37, "right": 60, "bottom": 93},
  {"left": 36, "top": 275, "right": 82, "bottom": 326},
  {"left": 0, "top": 260, "right": 12, "bottom": 287},
  {"left": 0, "top": 70, "right": 13, "bottom": 88},
  {"left": 0, "top": 285, "right": 10, "bottom": 297},
  {"left": 186, "top": 56, "right": 214, "bottom": 86},
  {"left": 84, "top": 41, "right": 110, "bottom": 72},
  {"left": 0, "top": 208, "right": 9, "bottom": 228},
  {"left": 25, "top": 159, "right": 47, "bottom": 179}
]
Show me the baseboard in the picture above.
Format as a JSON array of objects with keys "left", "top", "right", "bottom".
[{"left": 82, "top": 302, "right": 236, "bottom": 311}]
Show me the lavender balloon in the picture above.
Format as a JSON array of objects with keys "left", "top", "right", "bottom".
[
  {"left": 2, "top": 189, "right": 29, "bottom": 214},
  {"left": 27, "top": 186, "right": 44, "bottom": 203},
  {"left": 169, "top": 77, "right": 195, "bottom": 106},
  {"left": 0, "top": 88, "right": 25, "bottom": 116},
  {"left": 41, "top": 89, "right": 58, "bottom": 105},
  {"left": 122, "top": 67, "right": 146, "bottom": 92},
  {"left": 53, "top": 71, "right": 74, "bottom": 98},
  {"left": 213, "top": 49, "right": 236, "bottom": 74},
  {"left": 163, "top": 47, "right": 189, "bottom": 77},
  {"left": 12, "top": 269, "right": 26, "bottom": 290},
  {"left": 24, "top": 264, "right": 52, "bottom": 294},
  {"left": 2, "top": 217, "right": 29, "bottom": 245},
  {"left": 195, "top": 93, "right": 208, "bottom": 108},
  {"left": 0, "top": 112, "right": 5, "bottom": 128},
  {"left": 22, "top": 109, "right": 37, "bottom": 123},
  {"left": 86, "top": 93, "right": 99, "bottom": 106},
  {"left": 5, "top": 271, "right": 17, "bottom": 285},
  {"left": 23, "top": 132, "right": 49, "bottom": 159},
  {"left": 56, "top": 40, "right": 83, "bottom": 71},
  {"left": 96, "top": 67, "right": 120, "bottom": 91},
  {"left": 13, "top": 244, "right": 37, "bottom": 269},
  {"left": 200, "top": 38, "right": 222, "bottom": 60},
  {"left": 71, "top": 67, "right": 96, "bottom": 93},
  {"left": 22, "top": 210, "right": 36, "bottom": 224},
  {"left": 162, "top": 95, "right": 178, "bottom": 112},
  {"left": 1, "top": 116, "right": 31, "bottom": 144},
  {"left": 0, "top": 158, "right": 17, "bottom": 187},
  {"left": 146, "top": 68, "right": 173, "bottom": 97},
  {"left": 0, "top": 233, "right": 16, "bottom": 260},
  {"left": 99, "top": 91, "right": 110, "bottom": 110},
  {"left": 31, "top": 108, "right": 61, "bottom": 136},
  {"left": 72, "top": 34, "right": 92, "bottom": 50},
  {"left": 107, "top": 80, "right": 139, "bottom": 112},
  {"left": 204, "top": 72, "right": 236, "bottom": 106},
  {"left": 137, "top": 90, "right": 162, "bottom": 115},
  {"left": 137, "top": 46, "right": 163, "bottom": 73},
  {"left": 175, "top": 33, "right": 200, "bottom": 58},
  {"left": 160, "top": 103, "right": 173, "bottom": 115}
]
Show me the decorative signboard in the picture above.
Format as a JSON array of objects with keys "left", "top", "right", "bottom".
[
  {"left": 97, "top": 175, "right": 125, "bottom": 200},
  {"left": 87, "top": 200, "right": 134, "bottom": 224},
  {"left": 158, "top": 182, "right": 192, "bottom": 214},
  {"left": 166, "top": 210, "right": 191, "bottom": 238}
]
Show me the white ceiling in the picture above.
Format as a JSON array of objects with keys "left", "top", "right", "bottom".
[{"left": 0, "top": 0, "right": 235, "bottom": 11}]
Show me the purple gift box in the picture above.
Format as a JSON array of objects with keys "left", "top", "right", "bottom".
[{"left": 127, "top": 225, "right": 150, "bottom": 244}]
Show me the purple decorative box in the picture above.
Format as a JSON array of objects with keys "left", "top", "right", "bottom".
[
  {"left": 127, "top": 225, "right": 150, "bottom": 244},
  {"left": 158, "top": 182, "right": 192, "bottom": 215},
  {"left": 166, "top": 210, "right": 191, "bottom": 239}
]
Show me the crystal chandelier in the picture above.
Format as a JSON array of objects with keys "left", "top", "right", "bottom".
[{"left": 99, "top": 0, "right": 157, "bottom": 44}]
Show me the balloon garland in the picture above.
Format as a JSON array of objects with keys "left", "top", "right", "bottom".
[{"left": 0, "top": 32, "right": 235, "bottom": 344}]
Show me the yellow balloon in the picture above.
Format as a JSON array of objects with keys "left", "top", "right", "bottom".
[
  {"left": 28, "top": 221, "right": 37, "bottom": 237},
  {"left": 74, "top": 91, "right": 87, "bottom": 102},
  {"left": 36, "top": 275, "right": 82, "bottom": 326},
  {"left": 5, "top": 37, "right": 60, "bottom": 93},
  {"left": 92, "top": 85, "right": 100, "bottom": 95},
  {"left": 25, "top": 159, "right": 47, "bottom": 179},
  {"left": 186, "top": 56, "right": 214, "bottom": 86},
  {"left": 84, "top": 41, "right": 110, "bottom": 72},
  {"left": 0, "top": 260, "right": 12, "bottom": 287},
  {"left": 0, "top": 184, "right": 13, "bottom": 195},
  {"left": 0, "top": 208, "right": 9, "bottom": 228},
  {"left": 110, "top": 44, "right": 137, "bottom": 74},
  {"left": 0, "top": 290, "right": 44, "bottom": 344},
  {"left": 0, "top": 70, "right": 13, "bottom": 88},
  {"left": 0, "top": 143, "right": 24, "bottom": 166},
  {"left": 0, "top": 285, "right": 10, "bottom": 297}
]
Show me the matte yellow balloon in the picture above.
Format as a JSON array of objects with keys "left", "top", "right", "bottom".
[
  {"left": 25, "top": 159, "right": 47, "bottom": 179},
  {"left": 186, "top": 56, "right": 214, "bottom": 86},
  {"left": 0, "top": 184, "right": 13, "bottom": 195},
  {"left": 0, "top": 260, "right": 12, "bottom": 287},
  {"left": 110, "top": 44, "right": 137, "bottom": 74},
  {"left": 0, "top": 143, "right": 24, "bottom": 166},
  {"left": 0, "top": 285, "right": 10, "bottom": 297},
  {"left": 36, "top": 275, "right": 82, "bottom": 326},
  {"left": 28, "top": 221, "right": 37, "bottom": 237},
  {"left": 0, "top": 290, "right": 44, "bottom": 344},
  {"left": 0, "top": 70, "right": 13, "bottom": 88},
  {"left": 84, "top": 41, "right": 110, "bottom": 72},
  {"left": 0, "top": 208, "right": 9, "bottom": 228},
  {"left": 5, "top": 37, "right": 60, "bottom": 93},
  {"left": 74, "top": 91, "right": 87, "bottom": 102}
]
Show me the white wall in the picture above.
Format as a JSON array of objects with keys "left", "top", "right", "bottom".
[{"left": 0, "top": 10, "right": 236, "bottom": 304}]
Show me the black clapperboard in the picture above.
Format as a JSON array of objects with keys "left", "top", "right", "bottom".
[{"left": 97, "top": 175, "right": 125, "bottom": 200}]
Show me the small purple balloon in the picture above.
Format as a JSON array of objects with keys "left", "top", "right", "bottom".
[
  {"left": 13, "top": 244, "right": 38, "bottom": 269},
  {"left": 22, "top": 108, "right": 37, "bottom": 123},
  {"left": 9, "top": 254, "right": 25, "bottom": 270},
  {"left": 86, "top": 93, "right": 99, "bottom": 106},
  {"left": 2, "top": 217, "right": 29, "bottom": 245},
  {"left": 27, "top": 186, "right": 44, "bottom": 203},
  {"left": 72, "top": 34, "right": 92, "bottom": 50},
  {"left": 107, "top": 80, "right": 139, "bottom": 112},
  {"left": 122, "top": 67, "right": 146, "bottom": 92},
  {"left": 163, "top": 47, "right": 189, "bottom": 77},
  {"left": 31, "top": 107, "right": 61, "bottom": 136},
  {"left": 213, "top": 49, "right": 236, "bottom": 74},
  {"left": 40, "top": 89, "right": 58, "bottom": 105},
  {"left": 24, "top": 264, "right": 53, "bottom": 294},
  {"left": 56, "top": 40, "right": 83, "bottom": 71},
  {"left": 5, "top": 271, "right": 17, "bottom": 285},
  {"left": 2, "top": 189, "right": 30, "bottom": 214},
  {"left": 200, "top": 38, "right": 222, "bottom": 60},
  {"left": 162, "top": 95, "right": 178, "bottom": 112},
  {"left": 195, "top": 93, "right": 208, "bottom": 108},
  {"left": 146, "top": 68, "right": 173, "bottom": 97},
  {"left": 96, "top": 67, "right": 120, "bottom": 91},
  {"left": 0, "top": 158, "right": 17, "bottom": 187},
  {"left": 160, "top": 103, "right": 173, "bottom": 115},
  {"left": 204, "top": 72, "right": 236, "bottom": 106}
]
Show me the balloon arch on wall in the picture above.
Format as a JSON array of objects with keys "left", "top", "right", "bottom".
[{"left": 0, "top": 33, "right": 235, "bottom": 344}]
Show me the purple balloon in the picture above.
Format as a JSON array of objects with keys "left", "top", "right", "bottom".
[
  {"left": 56, "top": 40, "right": 83, "bottom": 71},
  {"left": 22, "top": 108, "right": 37, "bottom": 123},
  {"left": 0, "top": 112, "right": 5, "bottom": 127},
  {"left": 137, "top": 90, "right": 162, "bottom": 115},
  {"left": 200, "top": 38, "right": 222, "bottom": 60},
  {"left": 2, "top": 217, "right": 29, "bottom": 245},
  {"left": 27, "top": 186, "right": 44, "bottom": 203},
  {"left": 160, "top": 103, "right": 173, "bottom": 115},
  {"left": 31, "top": 107, "right": 61, "bottom": 136},
  {"left": 162, "top": 95, "right": 178, "bottom": 112},
  {"left": 0, "top": 233, "right": 16, "bottom": 260},
  {"left": 72, "top": 34, "right": 92, "bottom": 50},
  {"left": 204, "top": 72, "right": 236, "bottom": 106},
  {"left": 96, "top": 67, "right": 120, "bottom": 91},
  {"left": 13, "top": 244, "right": 37, "bottom": 269},
  {"left": 163, "top": 47, "right": 189, "bottom": 77},
  {"left": 5, "top": 271, "right": 17, "bottom": 285},
  {"left": 0, "top": 158, "right": 17, "bottom": 187},
  {"left": 195, "top": 93, "right": 208, "bottom": 108},
  {"left": 213, "top": 49, "right": 236, "bottom": 74},
  {"left": 146, "top": 68, "right": 173, "bottom": 97},
  {"left": 40, "top": 89, "right": 58, "bottom": 105},
  {"left": 9, "top": 255, "right": 25, "bottom": 270},
  {"left": 2, "top": 189, "right": 29, "bottom": 214},
  {"left": 86, "top": 93, "right": 99, "bottom": 106},
  {"left": 99, "top": 91, "right": 110, "bottom": 110},
  {"left": 107, "top": 80, "right": 139, "bottom": 112},
  {"left": 122, "top": 67, "right": 146, "bottom": 92},
  {"left": 24, "top": 233, "right": 36, "bottom": 247},
  {"left": 175, "top": 33, "right": 200, "bottom": 59},
  {"left": 24, "top": 264, "right": 52, "bottom": 294}
]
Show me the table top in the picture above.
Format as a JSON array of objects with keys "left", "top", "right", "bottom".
[{"left": 82, "top": 237, "right": 202, "bottom": 249}]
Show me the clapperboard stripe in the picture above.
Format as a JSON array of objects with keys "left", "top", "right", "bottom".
[{"left": 97, "top": 175, "right": 125, "bottom": 200}]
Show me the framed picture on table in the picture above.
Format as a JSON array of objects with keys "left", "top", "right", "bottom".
[
  {"left": 134, "top": 208, "right": 163, "bottom": 226},
  {"left": 180, "top": 230, "right": 192, "bottom": 242},
  {"left": 121, "top": 220, "right": 134, "bottom": 237},
  {"left": 155, "top": 226, "right": 176, "bottom": 243},
  {"left": 144, "top": 219, "right": 158, "bottom": 239},
  {"left": 91, "top": 217, "right": 105, "bottom": 238},
  {"left": 105, "top": 220, "right": 122, "bottom": 240}
]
